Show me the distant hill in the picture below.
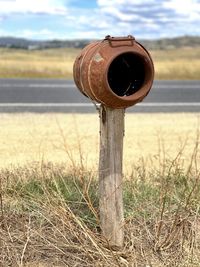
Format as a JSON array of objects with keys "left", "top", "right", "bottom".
[
  {"left": 0, "top": 35, "right": 199, "bottom": 50},
  {"left": 140, "top": 36, "right": 200, "bottom": 50},
  {"left": 0, "top": 37, "right": 89, "bottom": 49}
]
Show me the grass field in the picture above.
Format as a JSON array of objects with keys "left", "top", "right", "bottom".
[
  {"left": 0, "top": 113, "right": 199, "bottom": 173},
  {"left": 0, "top": 46, "right": 200, "bottom": 79},
  {"left": 1, "top": 112, "right": 200, "bottom": 266},
  {"left": 151, "top": 47, "right": 200, "bottom": 80},
  {"left": 0, "top": 47, "right": 77, "bottom": 79}
]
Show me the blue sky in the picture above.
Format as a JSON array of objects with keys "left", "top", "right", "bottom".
[{"left": 0, "top": 0, "right": 200, "bottom": 40}]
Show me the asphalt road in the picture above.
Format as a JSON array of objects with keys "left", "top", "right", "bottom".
[{"left": 0, "top": 78, "right": 200, "bottom": 113}]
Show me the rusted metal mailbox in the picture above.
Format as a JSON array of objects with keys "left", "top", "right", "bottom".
[
  {"left": 73, "top": 35, "right": 154, "bottom": 108},
  {"left": 73, "top": 35, "right": 154, "bottom": 247}
]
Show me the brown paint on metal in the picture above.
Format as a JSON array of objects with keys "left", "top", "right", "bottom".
[{"left": 73, "top": 35, "right": 154, "bottom": 109}]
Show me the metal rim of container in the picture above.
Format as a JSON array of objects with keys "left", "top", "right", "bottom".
[{"left": 103, "top": 50, "right": 154, "bottom": 101}]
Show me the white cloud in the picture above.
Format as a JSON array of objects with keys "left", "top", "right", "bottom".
[
  {"left": 0, "top": 28, "right": 57, "bottom": 39},
  {"left": 0, "top": 0, "right": 68, "bottom": 15},
  {"left": 95, "top": 0, "right": 200, "bottom": 39},
  {"left": 163, "top": 0, "right": 200, "bottom": 15},
  {"left": 0, "top": 0, "right": 200, "bottom": 39},
  {"left": 97, "top": 0, "right": 156, "bottom": 6},
  {"left": 163, "top": 0, "right": 200, "bottom": 25},
  {"left": 0, "top": 29, "right": 7, "bottom": 36},
  {"left": 99, "top": 6, "right": 140, "bottom": 22},
  {"left": 20, "top": 29, "right": 54, "bottom": 38}
]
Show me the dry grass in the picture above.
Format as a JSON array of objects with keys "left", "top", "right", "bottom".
[
  {"left": 1, "top": 161, "right": 200, "bottom": 267},
  {"left": 151, "top": 47, "right": 200, "bottom": 80},
  {"left": 0, "top": 112, "right": 199, "bottom": 174},
  {"left": 0, "top": 47, "right": 78, "bottom": 79},
  {"left": 1, "top": 112, "right": 200, "bottom": 266},
  {"left": 0, "top": 46, "right": 200, "bottom": 79}
]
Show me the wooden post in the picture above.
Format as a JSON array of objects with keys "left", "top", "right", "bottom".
[{"left": 99, "top": 104, "right": 125, "bottom": 248}]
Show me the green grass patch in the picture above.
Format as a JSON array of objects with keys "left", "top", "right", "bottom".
[{"left": 3, "top": 163, "right": 200, "bottom": 225}]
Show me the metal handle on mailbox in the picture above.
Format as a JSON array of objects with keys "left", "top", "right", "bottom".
[{"left": 105, "top": 35, "right": 135, "bottom": 47}]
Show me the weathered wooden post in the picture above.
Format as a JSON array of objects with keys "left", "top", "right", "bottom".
[
  {"left": 73, "top": 35, "right": 154, "bottom": 247},
  {"left": 99, "top": 106, "right": 125, "bottom": 247}
]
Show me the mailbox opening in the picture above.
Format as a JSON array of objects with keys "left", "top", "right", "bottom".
[{"left": 107, "top": 52, "right": 146, "bottom": 97}]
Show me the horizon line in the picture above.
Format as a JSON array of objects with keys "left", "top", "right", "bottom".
[{"left": 0, "top": 34, "right": 200, "bottom": 42}]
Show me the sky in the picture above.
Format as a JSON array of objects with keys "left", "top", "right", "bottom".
[{"left": 0, "top": 0, "right": 199, "bottom": 40}]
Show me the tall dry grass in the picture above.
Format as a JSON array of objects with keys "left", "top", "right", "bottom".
[
  {"left": 151, "top": 47, "right": 200, "bottom": 80},
  {"left": 0, "top": 46, "right": 200, "bottom": 79},
  {"left": 0, "top": 47, "right": 78, "bottom": 78},
  {"left": 0, "top": 113, "right": 199, "bottom": 174},
  {"left": 1, "top": 152, "right": 200, "bottom": 266},
  {"left": 0, "top": 112, "right": 200, "bottom": 266}
]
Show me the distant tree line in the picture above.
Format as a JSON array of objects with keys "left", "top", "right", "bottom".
[{"left": 0, "top": 35, "right": 199, "bottom": 50}]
